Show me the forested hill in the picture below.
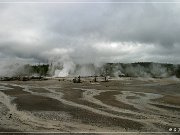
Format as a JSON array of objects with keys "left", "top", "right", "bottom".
[
  {"left": 102, "top": 62, "right": 180, "bottom": 78},
  {"left": 1, "top": 62, "right": 180, "bottom": 78},
  {"left": 23, "top": 62, "right": 180, "bottom": 78}
]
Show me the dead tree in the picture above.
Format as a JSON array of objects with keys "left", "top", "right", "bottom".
[
  {"left": 77, "top": 76, "right": 81, "bottom": 83},
  {"left": 73, "top": 76, "right": 81, "bottom": 83},
  {"left": 94, "top": 76, "right": 97, "bottom": 82},
  {"left": 73, "top": 77, "right": 77, "bottom": 83}
]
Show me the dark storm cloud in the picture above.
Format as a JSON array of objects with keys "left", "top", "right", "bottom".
[{"left": 0, "top": 0, "right": 180, "bottom": 65}]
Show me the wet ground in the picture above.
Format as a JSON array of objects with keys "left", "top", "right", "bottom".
[{"left": 0, "top": 77, "right": 180, "bottom": 134}]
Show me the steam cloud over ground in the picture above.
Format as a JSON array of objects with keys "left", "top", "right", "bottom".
[
  {"left": 0, "top": 1, "right": 180, "bottom": 134},
  {"left": 0, "top": 0, "right": 180, "bottom": 76}
]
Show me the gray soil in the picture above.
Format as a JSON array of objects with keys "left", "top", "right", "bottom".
[{"left": 0, "top": 77, "right": 180, "bottom": 134}]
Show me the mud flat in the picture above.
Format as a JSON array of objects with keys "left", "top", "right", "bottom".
[
  {"left": 152, "top": 95, "right": 180, "bottom": 106},
  {"left": 0, "top": 77, "right": 180, "bottom": 134}
]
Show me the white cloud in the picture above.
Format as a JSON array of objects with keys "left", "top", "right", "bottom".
[{"left": 0, "top": 1, "right": 180, "bottom": 66}]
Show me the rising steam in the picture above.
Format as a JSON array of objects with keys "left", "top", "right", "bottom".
[{"left": 49, "top": 56, "right": 75, "bottom": 77}]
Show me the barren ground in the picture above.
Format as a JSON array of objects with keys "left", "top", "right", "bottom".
[{"left": 0, "top": 77, "right": 180, "bottom": 135}]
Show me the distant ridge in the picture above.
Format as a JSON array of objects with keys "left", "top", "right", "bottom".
[{"left": 1, "top": 62, "right": 179, "bottom": 78}]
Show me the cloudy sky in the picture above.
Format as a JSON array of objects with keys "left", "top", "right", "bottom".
[{"left": 0, "top": 0, "right": 180, "bottom": 65}]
